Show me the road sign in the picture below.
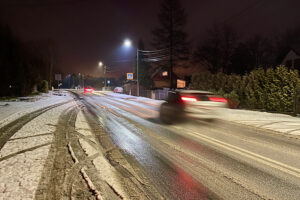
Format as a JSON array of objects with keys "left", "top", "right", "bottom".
[
  {"left": 55, "top": 74, "right": 62, "bottom": 81},
  {"left": 177, "top": 79, "right": 186, "bottom": 88},
  {"left": 127, "top": 73, "right": 133, "bottom": 80}
]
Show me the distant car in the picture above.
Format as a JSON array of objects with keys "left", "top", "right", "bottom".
[
  {"left": 114, "top": 87, "right": 123, "bottom": 93},
  {"left": 159, "top": 90, "right": 228, "bottom": 123},
  {"left": 84, "top": 87, "right": 94, "bottom": 93}
]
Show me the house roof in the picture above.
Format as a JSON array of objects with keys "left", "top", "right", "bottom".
[
  {"left": 151, "top": 66, "right": 169, "bottom": 79},
  {"left": 151, "top": 66, "right": 180, "bottom": 79},
  {"left": 290, "top": 44, "right": 300, "bottom": 56}
]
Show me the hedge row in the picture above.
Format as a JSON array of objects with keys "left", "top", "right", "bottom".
[{"left": 190, "top": 66, "right": 300, "bottom": 113}]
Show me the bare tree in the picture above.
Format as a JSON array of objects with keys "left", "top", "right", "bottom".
[{"left": 194, "top": 23, "right": 238, "bottom": 74}]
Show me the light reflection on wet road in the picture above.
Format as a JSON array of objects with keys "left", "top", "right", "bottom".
[
  {"left": 85, "top": 95, "right": 215, "bottom": 199},
  {"left": 82, "top": 93, "right": 300, "bottom": 200}
]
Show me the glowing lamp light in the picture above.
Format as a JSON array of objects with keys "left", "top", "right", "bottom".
[{"left": 123, "top": 39, "right": 132, "bottom": 47}]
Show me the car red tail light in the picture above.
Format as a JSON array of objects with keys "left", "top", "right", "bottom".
[
  {"left": 181, "top": 96, "right": 198, "bottom": 102},
  {"left": 84, "top": 88, "right": 94, "bottom": 93},
  {"left": 209, "top": 97, "right": 227, "bottom": 103}
]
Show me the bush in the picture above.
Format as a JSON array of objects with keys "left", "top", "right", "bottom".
[
  {"left": 190, "top": 71, "right": 214, "bottom": 90},
  {"left": 190, "top": 66, "right": 300, "bottom": 113},
  {"left": 224, "top": 90, "right": 240, "bottom": 109},
  {"left": 38, "top": 80, "right": 48, "bottom": 93},
  {"left": 243, "top": 68, "right": 266, "bottom": 109}
]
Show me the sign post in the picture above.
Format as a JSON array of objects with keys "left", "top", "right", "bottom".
[{"left": 55, "top": 74, "right": 62, "bottom": 89}]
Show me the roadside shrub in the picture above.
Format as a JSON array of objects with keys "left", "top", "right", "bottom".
[
  {"left": 243, "top": 68, "right": 266, "bottom": 109},
  {"left": 190, "top": 66, "right": 300, "bottom": 113},
  {"left": 38, "top": 80, "right": 48, "bottom": 93},
  {"left": 190, "top": 71, "right": 214, "bottom": 90},
  {"left": 224, "top": 90, "right": 240, "bottom": 109},
  {"left": 258, "top": 66, "right": 299, "bottom": 112},
  {"left": 224, "top": 74, "right": 241, "bottom": 94}
]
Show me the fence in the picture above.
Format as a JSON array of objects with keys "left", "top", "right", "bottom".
[{"left": 139, "top": 88, "right": 169, "bottom": 100}]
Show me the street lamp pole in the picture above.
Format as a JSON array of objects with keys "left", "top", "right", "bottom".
[
  {"left": 104, "top": 65, "right": 107, "bottom": 88},
  {"left": 98, "top": 61, "right": 106, "bottom": 89},
  {"left": 82, "top": 74, "right": 84, "bottom": 88},
  {"left": 122, "top": 38, "right": 140, "bottom": 96},
  {"left": 136, "top": 49, "right": 139, "bottom": 97}
]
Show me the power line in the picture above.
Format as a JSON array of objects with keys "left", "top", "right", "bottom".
[
  {"left": 140, "top": 53, "right": 170, "bottom": 58},
  {"left": 142, "top": 57, "right": 169, "bottom": 62},
  {"left": 138, "top": 48, "right": 169, "bottom": 53},
  {"left": 139, "top": 51, "right": 169, "bottom": 56},
  {"left": 112, "top": 54, "right": 169, "bottom": 63}
]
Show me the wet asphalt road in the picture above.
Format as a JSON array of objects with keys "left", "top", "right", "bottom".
[{"left": 80, "top": 92, "right": 300, "bottom": 200}]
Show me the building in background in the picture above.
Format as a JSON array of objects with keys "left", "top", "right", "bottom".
[{"left": 282, "top": 45, "right": 300, "bottom": 70}]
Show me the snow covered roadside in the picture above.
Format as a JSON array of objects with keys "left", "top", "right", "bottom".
[
  {"left": 218, "top": 108, "right": 300, "bottom": 136},
  {"left": 0, "top": 91, "right": 73, "bottom": 129},
  {"left": 75, "top": 110, "right": 128, "bottom": 199},
  {"left": 0, "top": 101, "right": 75, "bottom": 199}
]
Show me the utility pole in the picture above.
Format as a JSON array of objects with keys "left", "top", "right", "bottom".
[
  {"left": 104, "top": 66, "right": 107, "bottom": 88},
  {"left": 294, "top": 85, "right": 299, "bottom": 116},
  {"left": 137, "top": 49, "right": 140, "bottom": 96},
  {"left": 82, "top": 74, "right": 85, "bottom": 88},
  {"left": 170, "top": 4, "right": 173, "bottom": 90}
]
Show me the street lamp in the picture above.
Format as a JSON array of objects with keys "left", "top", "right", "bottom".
[
  {"left": 123, "top": 39, "right": 140, "bottom": 96},
  {"left": 98, "top": 61, "right": 109, "bottom": 89},
  {"left": 78, "top": 73, "right": 84, "bottom": 89},
  {"left": 123, "top": 39, "right": 132, "bottom": 48}
]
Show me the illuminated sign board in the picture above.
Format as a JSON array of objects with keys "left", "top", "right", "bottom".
[{"left": 127, "top": 73, "right": 133, "bottom": 80}]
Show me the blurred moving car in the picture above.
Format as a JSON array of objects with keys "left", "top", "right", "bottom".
[
  {"left": 160, "top": 90, "right": 228, "bottom": 123},
  {"left": 114, "top": 87, "right": 123, "bottom": 93},
  {"left": 84, "top": 87, "right": 94, "bottom": 93}
]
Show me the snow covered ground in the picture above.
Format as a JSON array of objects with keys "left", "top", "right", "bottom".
[
  {"left": 219, "top": 108, "right": 300, "bottom": 136},
  {"left": 0, "top": 100, "right": 75, "bottom": 199},
  {"left": 98, "top": 91, "right": 300, "bottom": 136},
  {"left": 0, "top": 91, "right": 72, "bottom": 128}
]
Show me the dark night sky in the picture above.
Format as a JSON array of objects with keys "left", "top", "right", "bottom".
[{"left": 1, "top": 0, "right": 300, "bottom": 78}]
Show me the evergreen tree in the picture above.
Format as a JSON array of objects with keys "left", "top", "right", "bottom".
[
  {"left": 0, "top": 22, "right": 54, "bottom": 96},
  {"left": 152, "top": 0, "right": 189, "bottom": 88}
]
